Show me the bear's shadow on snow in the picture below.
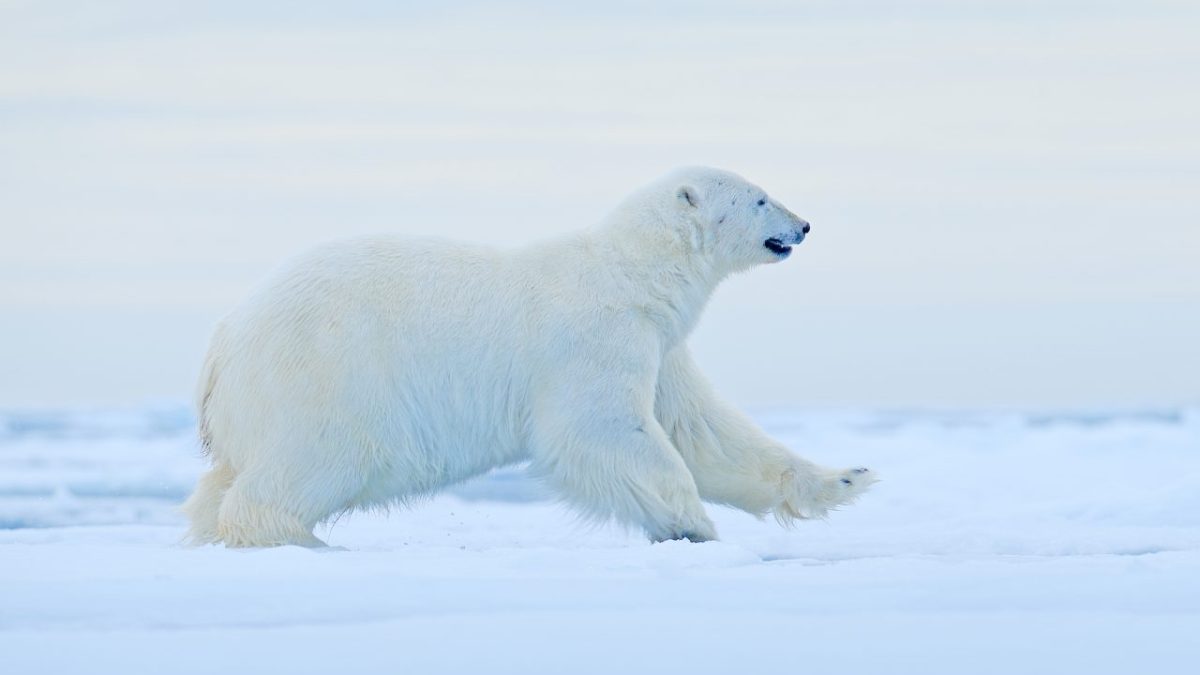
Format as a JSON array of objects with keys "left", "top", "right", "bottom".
[{"left": 448, "top": 466, "right": 550, "bottom": 503}]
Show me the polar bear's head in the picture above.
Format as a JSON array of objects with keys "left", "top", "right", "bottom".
[{"left": 669, "top": 167, "right": 811, "bottom": 270}]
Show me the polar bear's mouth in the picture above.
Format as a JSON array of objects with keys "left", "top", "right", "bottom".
[{"left": 764, "top": 238, "right": 792, "bottom": 257}]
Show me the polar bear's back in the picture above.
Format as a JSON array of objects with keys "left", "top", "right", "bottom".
[{"left": 202, "top": 235, "right": 535, "bottom": 499}]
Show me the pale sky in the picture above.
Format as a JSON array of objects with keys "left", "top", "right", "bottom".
[{"left": 2, "top": 0, "right": 1198, "bottom": 409}]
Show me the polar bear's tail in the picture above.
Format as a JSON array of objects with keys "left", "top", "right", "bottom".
[{"left": 195, "top": 322, "right": 226, "bottom": 457}]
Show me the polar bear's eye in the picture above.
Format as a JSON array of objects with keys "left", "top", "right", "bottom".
[{"left": 756, "top": 198, "right": 766, "bottom": 207}]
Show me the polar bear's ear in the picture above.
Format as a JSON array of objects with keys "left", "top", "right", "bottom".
[{"left": 676, "top": 185, "right": 700, "bottom": 209}]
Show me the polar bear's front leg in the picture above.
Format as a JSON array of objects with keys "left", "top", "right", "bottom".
[
  {"left": 529, "top": 363, "right": 717, "bottom": 543},
  {"left": 531, "top": 416, "right": 718, "bottom": 543},
  {"left": 655, "top": 347, "right": 876, "bottom": 523}
]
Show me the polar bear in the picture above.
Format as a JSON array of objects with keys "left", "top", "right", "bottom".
[{"left": 183, "top": 167, "right": 875, "bottom": 547}]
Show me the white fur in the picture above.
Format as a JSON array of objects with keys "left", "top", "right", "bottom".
[{"left": 183, "top": 167, "right": 875, "bottom": 547}]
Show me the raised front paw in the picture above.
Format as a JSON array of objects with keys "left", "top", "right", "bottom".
[
  {"left": 833, "top": 466, "right": 877, "bottom": 498},
  {"left": 777, "top": 465, "right": 877, "bottom": 523}
]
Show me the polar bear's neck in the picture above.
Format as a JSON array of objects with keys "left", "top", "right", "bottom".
[{"left": 585, "top": 209, "right": 726, "bottom": 346}]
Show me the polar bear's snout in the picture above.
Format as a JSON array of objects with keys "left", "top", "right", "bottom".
[
  {"left": 763, "top": 220, "right": 810, "bottom": 258},
  {"left": 790, "top": 219, "right": 812, "bottom": 242}
]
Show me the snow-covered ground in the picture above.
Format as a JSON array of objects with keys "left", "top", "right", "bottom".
[{"left": 1, "top": 407, "right": 1198, "bottom": 674}]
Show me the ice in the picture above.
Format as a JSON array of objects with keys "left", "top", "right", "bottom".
[{"left": 1, "top": 407, "right": 1198, "bottom": 673}]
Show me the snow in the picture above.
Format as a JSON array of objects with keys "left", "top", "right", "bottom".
[{"left": 2, "top": 407, "right": 1198, "bottom": 674}]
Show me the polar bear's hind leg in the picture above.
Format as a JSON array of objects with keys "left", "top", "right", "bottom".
[
  {"left": 215, "top": 475, "right": 331, "bottom": 548},
  {"left": 211, "top": 449, "right": 375, "bottom": 548},
  {"left": 181, "top": 464, "right": 236, "bottom": 545}
]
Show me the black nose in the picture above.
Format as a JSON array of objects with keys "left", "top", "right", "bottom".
[{"left": 802, "top": 223, "right": 811, "bottom": 234}]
